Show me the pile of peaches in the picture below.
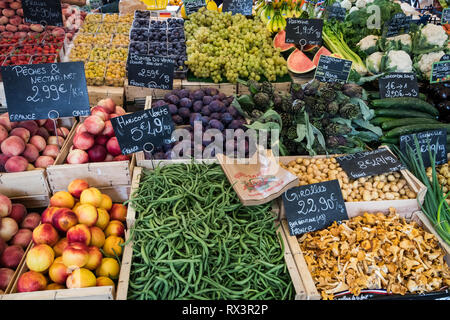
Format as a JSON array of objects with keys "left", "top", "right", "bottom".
[{"left": 17, "top": 179, "right": 126, "bottom": 292}]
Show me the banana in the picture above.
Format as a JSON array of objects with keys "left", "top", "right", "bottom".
[
  {"left": 260, "top": 2, "right": 274, "bottom": 24},
  {"left": 280, "top": 2, "right": 289, "bottom": 18}
]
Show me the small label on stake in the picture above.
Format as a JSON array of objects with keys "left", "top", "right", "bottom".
[
  {"left": 400, "top": 129, "right": 447, "bottom": 167},
  {"left": 379, "top": 73, "right": 419, "bottom": 99},
  {"left": 223, "top": 0, "right": 252, "bottom": 15},
  {"left": 430, "top": 59, "right": 450, "bottom": 83},
  {"left": 326, "top": 3, "right": 346, "bottom": 22},
  {"left": 110, "top": 107, "right": 175, "bottom": 155},
  {"left": 442, "top": 8, "right": 450, "bottom": 24},
  {"left": 314, "top": 55, "right": 352, "bottom": 83},
  {"left": 283, "top": 180, "right": 348, "bottom": 236},
  {"left": 1, "top": 62, "right": 90, "bottom": 121},
  {"left": 184, "top": 0, "right": 206, "bottom": 15},
  {"left": 22, "top": 0, "right": 63, "bottom": 27},
  {"left": 384, "top": 12, "right": 412, "bottom": 37},
  {"left": 285, "top": 18, "right": 323, "bottom": 46},
  {"left": 336, "top": 148, "right": 406, "bottom": 179},
  {"left": 127, "top": 54, "right": 175, "bottom": 90}
]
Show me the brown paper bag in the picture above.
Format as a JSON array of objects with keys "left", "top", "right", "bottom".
[
  {"left": 216, "top": 149, "right": 299, "bottom": 206},
  {"left": 119, "top": 0, "right": 147, "bottom": 14}
]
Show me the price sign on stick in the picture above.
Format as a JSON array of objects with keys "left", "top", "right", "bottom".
[
  {"left": 384, "top": 12, "right": 412, "bottom": 37},
  {"left": 283, "top": 180, "right": 348, "bottom": 236},
  {"left": 223, "top": 0, "right": 253, "bottom": 15},
  {"left": 127, "top": 54, "right": 175, "bottom": 90},
  {"left": 441, "top": 8, "right": 450, "bottom": 24},
  {"left": 285, "top": 18, "right": 323, "bottom": 47},
  {"left": 110, "top": 107, "right": 175, "bottom": 155},
  {"left": 22, "top": 0, "right": 63, "bottom": 27},
  {"left": 400, "top": 129, "right": 447, "bottom": 167},
  {"left": 379, "top": 73, "right": 419, "bottom": 99},
  {"left": 314, "top": 55, "right": 352, "bottom": 83},
  {"left": 184, "top": 0, "right": 206, "bottom": 15},
  {"left": 1, "top": 62, "right": 90, "bottom": 122},
  {"left": 430, "top": 56, "right": 450, "bottom": 84},
  {"left": 336, "top": 148, "right": 406, "bottom": 179},
  {"left": 326, "top": 3, "right": 346, "bottom": 21}
]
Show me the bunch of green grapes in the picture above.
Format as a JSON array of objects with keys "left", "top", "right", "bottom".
[{"left": 184, "top": 8, "right": 288, "bottom": 83}]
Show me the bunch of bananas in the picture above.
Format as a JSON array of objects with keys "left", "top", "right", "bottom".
[{"left": 256, "top": 0, "right": 304, "bottom": 33}]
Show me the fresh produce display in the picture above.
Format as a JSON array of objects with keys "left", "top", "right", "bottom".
[
  {"left": 299, "top": 209, "right": 450, "bottom": 299},
  {"left": 16, "top": 179, "right": 126, "bottom": 292},
  {"left": 0, "top": 113, "right": 71, "bottom": 172},
  {"left": 66, "top": 98, "right": 130, "bottom": 164},
  {"left": 126, "top": 164, "right": 294, "bottom": 300},
  {"left": 184, "top": 7, "right": 288, "bottom": 83}
]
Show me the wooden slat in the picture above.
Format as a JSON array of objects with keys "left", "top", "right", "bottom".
[
  {"left": 116, "top": 230, "right": 133, "bottom": 300},
  {"left": 125, "top": 79, "right": 182, "bottom": 102},
  {"left": 88, "top": 85, "right": 124, "bottom": 107},
  {"left": 126, "top": 167, "right": 142, "bottom": 228},
  {"left": 181, "top": 80, "right": 237, "bottom": 96}
]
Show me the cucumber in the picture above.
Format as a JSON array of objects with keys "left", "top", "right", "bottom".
[
  {"left": 370, "top": 117, "right": 395, "bottom": 126},
  {"left": 380, "top": 136, "right": 399, "bottom": 144},
  {"left": 372, "top": 97, "right": 439, "bottom": 116},
  {"left": 381, "top": 118, "right": 441, "bottom": 130},
  {"left": 374, "top": 109, "right": 437, "bottom": 119},
  {"left": 385, "top": 123, "right": 450, "bottom": 138}
]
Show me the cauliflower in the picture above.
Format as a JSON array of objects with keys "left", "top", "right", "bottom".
[
  {"left": 415, "top": 51, "right": 446, "bottom": 79},
  {"left": 355, "top": 0, "right": 366, "bottom": 8},
  {"left": 349, "top": 6, "right": 359, "bottom": 14},
  {"left": 400, "top": 2, "right": 418, "bottom": 16},
  {"left": 384, "top": 34, "right": 412, "bottom": 52},
  {"left": 366, "top": 52, "right": 383, "bottom": 74},
  {"left": 383, "top": 50, "right": 413, "bottom": 73},
  {"left": 340, "top": 0, "right": 352, "bottom": 10},
  {"left": 365, "top": 0, "right": 375, "bottom": 3},
  {"left": 412, "top": 24, "right": 449, "bottom": 54},
  {"left": 357, "top": 35, "right": 379, "bottom": 55}
]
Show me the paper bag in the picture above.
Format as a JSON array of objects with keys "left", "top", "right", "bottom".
[
  {"left": 216, "top": 149, "right": 299, "bottom": 206},
  {"left": 119, "top": 0, "right": 147, "bottom": 14}
]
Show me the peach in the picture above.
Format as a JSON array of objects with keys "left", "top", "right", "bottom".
[
  {"left": 10, "top": 228, "right": 32, "bottom": 248},
  {"left": 95, "top": 135, "right": 109, "bottom": 145},
  {"left": 36, "top": 127, "right": 50, "bottom": 140},
  {"left": 66, "top": 224, "right": 91, "bottom": 246},
  {"left": 66, "top": 268, "right": 96, "bottom": 289},
  {"left": 95, "top": 208, "right": 110, "bottom": 230},
  {"left": 95, "top": 257, "right": 120, "bottom": 279},
  {"left": 103, "top": 236, "right": 124, "bottom": 257},
  {"left": 104, "top": 153, "right": 114, "bottom": 162},
  {"left": 52, "top": 208, "right": 78, "bottom": 233},
  {"left": 96, "top": 276, "right": 115, "bottom": 288},
  {"left": 18, "top": 121, "right": 39, "bottom": 136},
  {"left": 10, "top": 127, "right": 30, "bottom": 143},
  {"left": 34, "top": 155, "right": 54, "bottom": 168},
  {"left": 1, "top": 136, "right": 25, "bottom": 157},
  {"left": 89, "top": 226, "right": 105, "bottom": 248},
  {"left": 105, "top": 221, "right": 125, "bottom": 238},
  {"left": 84, "top": 115, "right": 105, "bottom": 135},
  {"left": 42, "top": 144, "right": 59, "bottom": 158},
  {"left": 97, "top": 98, "right": 116, "bottom": 114},
  {"left": 45, "top": 283, "right": 65, "bottom": 290},
  {"left": 29, "top": 135, "right": 46, "bottom": 152},
  {"left": 110, "top": 204, "right": 127, "bottom": 222},
  {"left": 72, "top": 201, "right": 81, "bottom": 212},
  {"left": 68, "top": 179, "right": 89, "bottom": 198},
  {"left": 80, "top": 188, "right": 102, "bottom": 207},
  {"left": 59, "top": 127, "right": 70, "bottom": 138},
  {"left": 113, "top": 155, "right": 129, "bottom": 161},
  {"left": 75, "top": 123, "right": 88, "bottom": 135},
  {"left": 0, "top": 268, "right": 14, "bottom": 291},
  {"left": 115, "top": 106, "right": 126, "bottom": 116},
  {"left": 0, "top": 194, "right": 12, "bottom": 218},
  {"left": 47, "top": 135, "right": 64, "bottom": 147},
  {"left": 85, "top": 246, "right": 102, "bottom": 270},
  {"left": 67, "top": 149, "right": 89, "bottom": 164},
  {"left": 26, "top": 244, "right": 54, "bottom": 272},
  {"left": 54, "top": 256, "right": 63, "bottom": 264},
  {"left": 0, "top": 245, "right": 24, "bottom": 268},
  {"left": 99, "top": 194, "right": 112, "bottom": 211},
  {"left": 49, "top": 261, "right": 70, "bottom": 284},
  {"left": 106, "top": 137, "right": 121, "bottom": 156},
  {"left": 73, "top": 132, "right": 95, "bottom": 151},
  {"left": 41, "top": 207, "right": 59, "bottom": 224},
  {"left": 32, "top": 223, "right": 59, "bottom": 246},
  {"left": 0, "top": 217, "right": 18, "bottom": 241},
  {"left": 17, "top": 271, "right": 47, "bottom": 292},
  {"left": 50, "top": 191, "right": 75, "bottom": 209},
  {"left": 21, "top": 213, "right": 40, "bottom": 230},
  {"left": 22, "top": 144, "right": 39, "bottom": 162},
  {"left": 91, "top": 106, "right": 110, "bottom": 121},
  {"left": 53, "top": 237, "right": 69, "bottom": 257},
  {"left": 0, "top": 124, "right": 8, "bottom": 144},
  {"left": 102, "top": 120, "right": 114, "bottom": 137},
  {"left": 62, "top": 242, "right": 88, "bottom": 269},
  {"left": 5, "top": 156, "right": 28, "bottom": 172},
  {"left": 26, "top": 163, "right": 36, "bottom": 171},
  {"left": 75, "top": 204, "right": 98, "bottom": 227},
  {"left": 0, "top": 113, "right": 11, "bottom": 131},
  {"left": 9, "top": 203, "right": 27, "bottom": 224}
]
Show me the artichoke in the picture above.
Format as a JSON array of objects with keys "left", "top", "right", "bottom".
[
  {"left": 311, "top": 102, "right": 327, "bottom": 117},
  {"left": 311, "top": 118, "right": 323, "bottom": 131},
  {"left": 253, "top": 92, "right": 270, "bottom": 111},
  {"left": 281, "top": 112, "right": 294, "bottom": 127},
  {"left": 261, "top": 81, "right": 274, "bottom": 98},
  {"left": 287, "top": 126, "right": 298, "bottom": 140},
  {"left": 247, "top": 80, "right": 262, "bottom": 94},
  {"left": 326, "top": 135, "right": 347, "bottom": 148},
  {"left": 273, "top": 92, "right": 283, "bottom": 109},
  {"left": 342, "top": 83, "right": 363, "bottom": 98},
  {"left": 339, "top": 103, "right": 362, "bottom": 120},
  {"left": 303, "top": 79, "right": 320, "bottom": 96},
  {"left": 325, "top": 123, "right": 352, "bottom": 136},
  {"left": 290, "top": 83, "right": 304, "bottom": 100},
  {"left": 281, "top": 94, "right": 294, "bottom": 113},
  {"left": 327, "top": 101, "right": 340, "bottom": 116},
  {"left": 251, "top": 109, "right": 264, "bottom": 120},
  {"left": 318, "top": 85, "right": 337, "bottom": 103},
  {"left": 291, "top": 99, "right": 306, "bottom": 114}
]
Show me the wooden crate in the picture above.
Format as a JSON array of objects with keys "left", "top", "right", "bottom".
[
  {"left": 181, "top": 80, "right": 237, "bottom": 96},
  {"left": 280, "top": 209, "right": 450, "bottom": 300},
  {"left": 88, "top": 85, "right": 124, "bottom": 108},
  {"left": 46, "top": 123, "right": 135, "bottom": 193},
  {"left": 124, "top": 79, "right": 183, "bottom": 103},
  {"left": 237, "top": 81, "right": 292, "bottom": 95}
]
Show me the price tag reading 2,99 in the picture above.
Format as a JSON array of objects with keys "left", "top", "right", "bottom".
[
  {"left": 110, "top": 107, "right": 175, "bottom": 155},
  {"left": 283, "top": 180, "right": 348, "bottom": 236},
  {"left": 1, "top": 62, "right": 90, "bottom": 122},
  {"left": 127, "top": 54, "right": 174, "bottom": 90}
]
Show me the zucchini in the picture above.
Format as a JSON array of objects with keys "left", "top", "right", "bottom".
[
  {"left": 374, "top": 109, "right": 437, "bottom": 119},
  {"left": 370, "top": 117, "right": 395, "bottom": 126},
  {"left": 385, "top": 123, "right": 450, "bottom": 138},
  {"left": 380, "top": 136, "right": 399, "bottom": 144},
  {"left": 372, "top": 97, "right": 439, "bottom": 116},
  {"left": 381, "top": 118, "right": 441, "bottom": 130}
]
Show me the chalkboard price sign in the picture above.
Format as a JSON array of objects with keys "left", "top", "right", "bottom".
[
  {"left": 283, "top": 180, "right": 348, "bottom": 236},
  {"left": 379, "top": 73, "right": 419, "bottom": 99},
  {"left": 430, "top": 59, "right": 450, "bottom": 84},
  {"left": 385, "top": 12, "right": 412, "bottom": 37},
  {"left": 184, "top": 0, "right": 206, "bottom": 16},
  {"left": 442, "top": 8, "right": 450, "bottom": 24},
  {"left": 314, "top": 55, "right": 352, "bottom": 83},
  {"left": 127, "top": 54, "right": 175, "bottom": 90},
  {"left": 326, "top": 3, "right": 346, "bottom": 22},
  {"left": 336, "top": 148, "right": 406, "bottom": 179},
  {"left": 22, "top": 0, "right": 63, "bottom": 27},
  {"left": 110, "top": 107, "right": 175, "bottom": 155},
  {"left": 223, "top": 0, "right": 253, "bottom": 16},
  {"left": 400, "top": 129, "right": 447, "bottom": 167},
  {"left": 285, "top": 18, "right": 323, "bottom": 46},
  {"left": 1, "top": 62, "right": 90, "bottom": 122}
]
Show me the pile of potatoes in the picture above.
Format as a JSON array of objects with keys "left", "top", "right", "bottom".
[{"left": 281, "top": 157, "right": 417, "bottom": 202}]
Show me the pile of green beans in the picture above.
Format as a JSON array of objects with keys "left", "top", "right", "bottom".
[{"left": 125, "top": 164, "right": 294, "bottom": 300}]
